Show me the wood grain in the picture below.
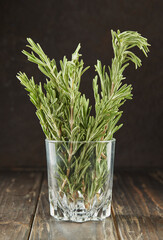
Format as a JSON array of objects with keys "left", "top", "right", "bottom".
[
  {"left": 1, "top": 170, "right": 162, "bottom": 240},
  {"left": 0, "top": 171, "right": 42, "bottom": 240},
  {"left": 29, "top": 175, "right": 119, "bottom": 240},
  {"left": 112, "top": 170, "right": 163, "bottom": 240}
]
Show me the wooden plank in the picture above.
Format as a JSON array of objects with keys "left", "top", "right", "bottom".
[
  {"left": 112, "top": 170, "right": 163, "bottom": 240},
  {"left": 0, "top": 171, "right": 43, "bottom": 240},
  {"left": 29, "top": 175, "right": 119, "bottom": 240}
]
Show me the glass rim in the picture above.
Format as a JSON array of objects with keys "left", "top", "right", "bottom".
[{"left": 45, "top": 138, "right": 116, "bottom": 143}]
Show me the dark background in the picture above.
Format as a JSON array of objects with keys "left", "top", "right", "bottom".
[{"left": 0, "top": 0, "right": 163, "bottom": 169}]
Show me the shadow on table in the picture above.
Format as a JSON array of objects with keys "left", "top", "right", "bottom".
[{"left": 31, "top": 216, "right": 117, "bottom": 240}]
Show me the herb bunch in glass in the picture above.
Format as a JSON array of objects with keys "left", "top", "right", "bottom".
[{"left": 17, "top": 30, "right": 150, "bottom": 206}]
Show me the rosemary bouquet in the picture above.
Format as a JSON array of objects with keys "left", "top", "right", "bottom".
[{"left": 17, "top": 30, "right": 149, "bottom": 221}]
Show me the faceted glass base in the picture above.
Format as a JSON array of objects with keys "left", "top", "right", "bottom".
[
  {"left": 49, "top": 188, "right": 112, "bottom": 222},
  {"left": 49, "top": 200, "right": 111, "bottom": 222}
]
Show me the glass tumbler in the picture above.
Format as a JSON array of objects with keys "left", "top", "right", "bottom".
[{"left": 45, "top": 139, "right": 116, "bottom": 222}]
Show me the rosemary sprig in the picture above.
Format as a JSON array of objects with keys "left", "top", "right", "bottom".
[{"left": 17, "top": 30, "right": 150, "bottom": 205}]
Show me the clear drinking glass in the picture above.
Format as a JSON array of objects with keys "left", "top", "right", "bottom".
[{"left": 45, "top": 139, "right": 116, "bottom": 222}]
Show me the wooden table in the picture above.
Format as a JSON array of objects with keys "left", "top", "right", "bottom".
[{"left": 0, "top": 169, "right": 162, "bottom": 240}]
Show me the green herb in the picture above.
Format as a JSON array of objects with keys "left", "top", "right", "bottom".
[{"left": 17, "top": 30, "right": 150, "bottom": 205}]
